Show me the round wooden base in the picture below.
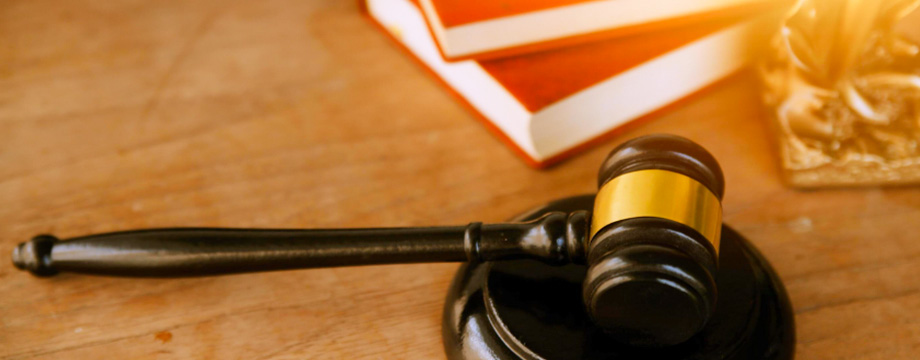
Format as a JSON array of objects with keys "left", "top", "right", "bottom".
[{"left": 442, "top": 195, "right": 794, "bottom": 360}]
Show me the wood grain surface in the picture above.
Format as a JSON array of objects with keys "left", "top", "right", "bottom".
[{"left": 2, "top": 1, "right": 920, "bottom": 359}]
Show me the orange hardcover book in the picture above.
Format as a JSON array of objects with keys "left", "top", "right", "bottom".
[
  {"left": 365, "top": 0, "right": 778, "bottom": 167},
  {"left": 419, "top": 0, "right": 781, "bottom": 61}
]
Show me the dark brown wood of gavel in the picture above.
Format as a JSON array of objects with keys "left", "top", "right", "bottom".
[{"left": 11, "top": 134, "right": 724, "bottom": 347}]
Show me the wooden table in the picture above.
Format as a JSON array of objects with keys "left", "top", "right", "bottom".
[{"left": 3, "top": 1, "right": 919, "bottom": 359}]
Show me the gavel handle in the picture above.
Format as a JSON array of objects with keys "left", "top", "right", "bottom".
[{"left": 11, "top": 211, "right": 588, "bottom": 277}]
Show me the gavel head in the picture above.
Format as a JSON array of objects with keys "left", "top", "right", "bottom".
[{"left": 583, "top": 134, "right": 724, "bottom": 347}]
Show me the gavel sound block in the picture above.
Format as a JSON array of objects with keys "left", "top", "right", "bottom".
[{"left": 11, "top": 135, "right": 794, "bottom": 360}]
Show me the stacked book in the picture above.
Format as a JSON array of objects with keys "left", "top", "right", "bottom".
[{"left": 363, "top": 0, "right": 787, "bottom": 167}]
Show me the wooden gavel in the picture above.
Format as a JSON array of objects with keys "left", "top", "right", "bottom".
[{"left": 12, "top": 134, "right": 724, "bottom": 347}]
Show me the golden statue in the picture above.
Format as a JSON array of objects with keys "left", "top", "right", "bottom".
[{"left": 761, "top": 0, "right": 920, "bottom": 187}]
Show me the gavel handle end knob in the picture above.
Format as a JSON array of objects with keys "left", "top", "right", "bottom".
[{"left": 12, "top": 235, "right": 59, "bottom": 277}]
